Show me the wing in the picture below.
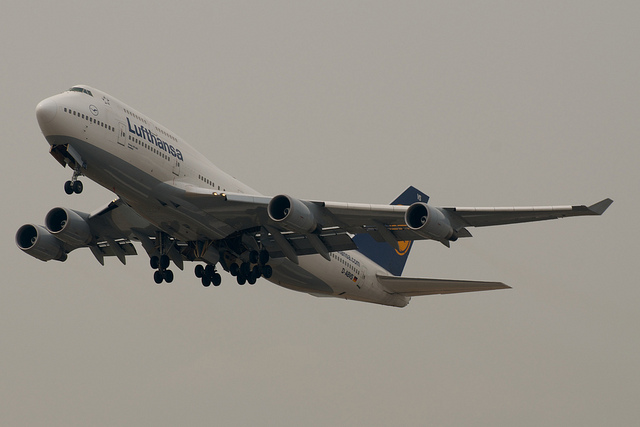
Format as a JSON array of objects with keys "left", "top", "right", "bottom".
[
  {"left": 175, "top": 183, "right": 612, "bottom": 261},
  {"left": 21, "top": 182, "right": 612, "bottom": 268},
  {"left": 83, "top": 199, "right": 161, "bottom": 265},
  {"left": 376, "top": 274, "right": 511, "bottom": 296},
  {"left": 20, "top": 199, "right": 166, "bottom": 265},
  {"left": 443, "top": 198, "right": 614, "bottom": 228}
]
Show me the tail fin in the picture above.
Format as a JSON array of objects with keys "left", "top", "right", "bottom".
[{"left": 352, "top": 186, "right": 429, "bottom": 276}]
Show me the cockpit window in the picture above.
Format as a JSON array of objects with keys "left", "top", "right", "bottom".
[{"left": 68, "top": 87, "right": 93, "bottom": 97}]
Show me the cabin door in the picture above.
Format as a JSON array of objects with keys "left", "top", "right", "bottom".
[
  {"left": 172, "top": 158, "right": 180, "bottom": 177},
  {"left": 117, "top": 122, "right": 126, "bottom": 146}
]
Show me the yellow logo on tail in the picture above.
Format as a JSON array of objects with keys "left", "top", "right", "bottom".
[{"left": 395, "top": 240, "right": 412, "bottom": 256}]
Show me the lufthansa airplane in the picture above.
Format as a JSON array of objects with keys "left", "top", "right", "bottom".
[{"left": 16, "top": 85, "right": 612, "bottom": 307}]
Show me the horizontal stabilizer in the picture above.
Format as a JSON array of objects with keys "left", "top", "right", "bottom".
[
  {"left": 588, "top": 198, "right": 613, "bottom": 215},
  {"left": 377, "top": 274, "right": 510, "bottom": 297}
]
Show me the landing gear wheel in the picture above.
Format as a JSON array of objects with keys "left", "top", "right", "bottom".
[
  {"left": 212, "top": 273, "right": 222, "bottom": 286},
  {"left": 237, "top": 275, "right": 246, "bottom": 285},
  {"left": 240, "top": 262, "right": 251, "bottom": 277},
  {"left": 150, "top": 256, "right": 160, "bottom": 270},
  {"left": 204, "top": 264, "right": 215, "bottom": 278},
  {"left": 252, "top": 265, "right": 261, "bottom": 278},
  {"left": 194, "top": 264, "right": 205, "bottom": 278},
  {"left": 159, "top": 254, "right": 170, "bottom": 270},
  {"left": 248, "top": 272, "right": 257, "bottom": 285},
  {"left": 229, "top": 263, "right": 239, "bottom": 277},
  {"left": 201, "top": 275, "right": 211, "bottom": 287},
  {"left": 249, "top": 250, "right": 259, "bottom": 264},
  {"left": 163, "top": 269, "right": 174, "bottom": 283},
  {"left": 64, "top": 181, "right": 74, "bottom": 195},
  {"left": 73, "top": 180, "right": 83, "bottom": 194},
  {"left": 262, "top": 265, "right": 273, "bottom": 279},
  {"left": 259, "top": 250, "right": 270, "bottom": 265},
  {"left": 153, "top": 270, "right": 164, "bottom": 284}
]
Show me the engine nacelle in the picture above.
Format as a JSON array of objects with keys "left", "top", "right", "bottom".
[
  {"left": 45, "top": 207, "right": 92, "bottom": 247},
  {"left": 404, "top": 202, "right": 455, "bottom": 241},
  {"left": 267, "top": 195, "right": 318, "bottom": 234},
  {"left": 16, "top": 224, "right": 67, "bottom": 262}
]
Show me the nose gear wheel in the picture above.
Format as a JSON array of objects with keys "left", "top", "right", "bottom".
[{"left": 64, "top": 169, "right": 83, "bottom": 194}]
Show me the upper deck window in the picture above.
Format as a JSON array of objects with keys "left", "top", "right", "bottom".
[{"left": 68, "top": 87, "right": 93, "bottom": 97}]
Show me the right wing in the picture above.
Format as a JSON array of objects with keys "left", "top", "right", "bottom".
[
  {"left": 18, "top": 198, "right": 162, "bottom": 265},
  {"left": 376, "top": 274, "right": 510, "bottom": 296}
]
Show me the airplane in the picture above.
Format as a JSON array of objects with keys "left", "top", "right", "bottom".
[{"left": 16, "top": 85, "right": 613, "bottom": 307}]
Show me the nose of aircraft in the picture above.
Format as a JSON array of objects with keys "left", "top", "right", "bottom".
[{"left": 36, "top": 97, "right": 58, "bottom": 127}]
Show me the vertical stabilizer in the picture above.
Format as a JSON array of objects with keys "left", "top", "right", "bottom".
[{"left": 352, "top": 186, "right": 428, "bottom": 276}]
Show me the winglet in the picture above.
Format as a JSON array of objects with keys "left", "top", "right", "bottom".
[{"left": 588, "top": 198, "right": 613, "bottom": 215}]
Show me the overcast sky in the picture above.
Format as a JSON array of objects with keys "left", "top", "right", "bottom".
[{"left": 2, "top": 1, "right": 638, "bottom": 426}]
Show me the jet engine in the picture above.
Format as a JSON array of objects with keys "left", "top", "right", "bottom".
[
  {"left": 268, "top": 195, "right": 318, "bottom": 234},
  {"left": 404, "top": 202, "right": 456, "bottom": 241},
  {"left": 16, "top": 224, "right": 67, "bottom": 262},
  {"left": 45, "top": 207, "right": 92, "bottom": 247}
]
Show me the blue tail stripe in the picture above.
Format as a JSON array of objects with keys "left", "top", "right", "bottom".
[{"left": 352, "top": 186, "right": 428, "bottom": 276}]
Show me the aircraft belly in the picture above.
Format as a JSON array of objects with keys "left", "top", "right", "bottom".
[{"left": 267, "top": 258, "right": 334, "bottom": 295}]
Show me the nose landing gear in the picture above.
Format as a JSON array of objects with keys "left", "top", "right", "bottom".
[{"left": 64, "top": 169, "right": 83, "bottom": 195}]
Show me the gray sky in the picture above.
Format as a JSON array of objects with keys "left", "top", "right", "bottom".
[{"left": 2, "top": 1, "right": 638, "bottom": 426}]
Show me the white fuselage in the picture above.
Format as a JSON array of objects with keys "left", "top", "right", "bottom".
[{"left": 36, "top": 86, "right": 409, "bottom": 307}]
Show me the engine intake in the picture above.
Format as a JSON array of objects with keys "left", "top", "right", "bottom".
[
  {"left": 16, "top": 224, "right": 67, "bottom": 262},
  {"left": 405, "top": 203, "right": 455, "bottom": 241},
  {"left": 268, "top": 195, "right": 318, "bottom": 234},
  {"left": 45, "top": 207, "right": 92, "bottom": 247}
]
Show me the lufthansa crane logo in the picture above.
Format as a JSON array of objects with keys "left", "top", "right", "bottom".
[
  {"left": 89, "top": 105, "right": 99, "bottom": 116},
  {"left": 396, "top": 240, "right": 412, "bottom": 256}
]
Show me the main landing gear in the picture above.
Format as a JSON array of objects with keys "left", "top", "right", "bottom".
[
  {"left": 64, "top": 169, "right": 83, "bottom": 195},
  {"left": 228, "top": 250, "right": 272, "bottom": 286},
  {"left": 150, "top": 254, "right": 174, "bottom": 284},
  {"left": 194, "top": 263, "right": 222, "bottom": 287},
  {"left": 193, "top": 249, "right": 272, "bottom": 287},
  {"left": 145, "top": 238, "right": 274, "bottom": 287}
]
